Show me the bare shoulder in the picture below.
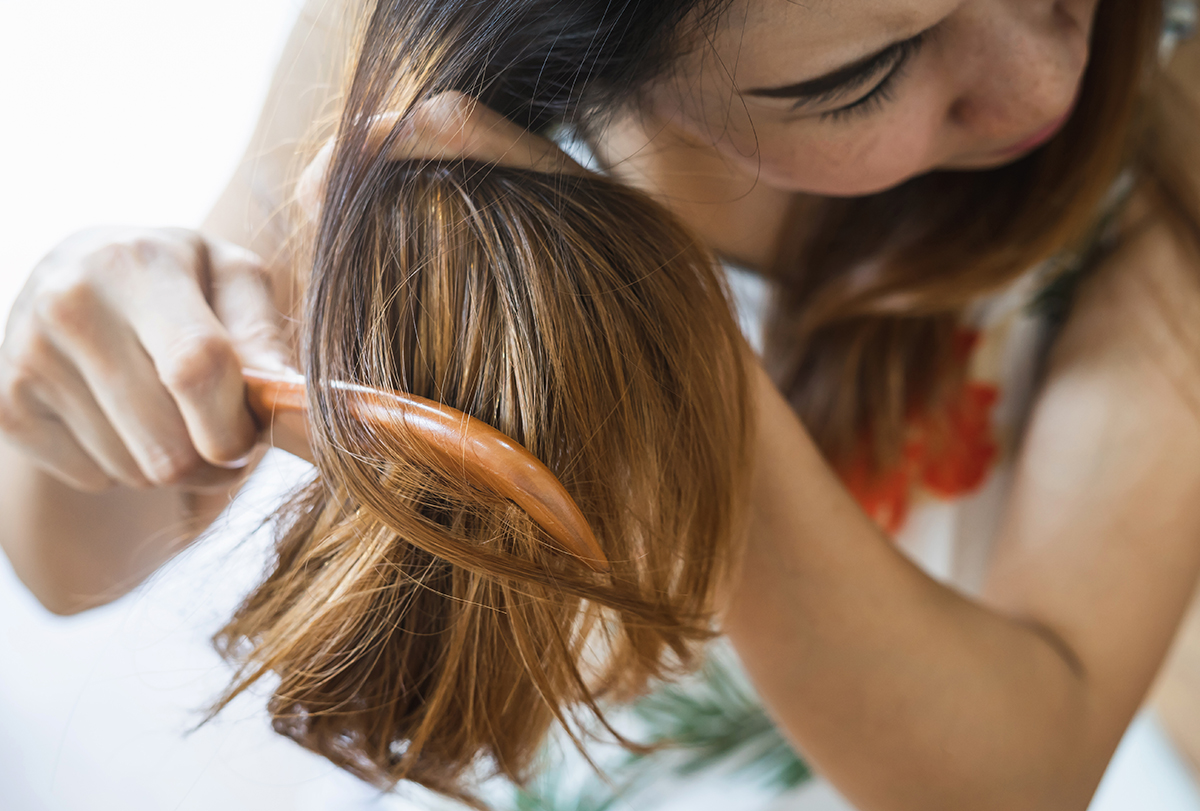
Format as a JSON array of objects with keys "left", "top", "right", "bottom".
[
  {"left": 1049, "top": 203, "right": 1200, "bottom": 408},
  {"left": 982, "top": 202, "right": 1200, "bottom": 738}
]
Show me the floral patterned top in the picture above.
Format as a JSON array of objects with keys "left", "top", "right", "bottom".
[{"left": 726, "top": 259, "right": 1053, "bottom": 593}]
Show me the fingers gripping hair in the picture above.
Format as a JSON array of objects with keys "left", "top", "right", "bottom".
[{"left": 212, "top": 1, "right": 749, "bottom": 804}]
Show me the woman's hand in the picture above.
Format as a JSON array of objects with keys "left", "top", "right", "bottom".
[
  {"left": 0, "top": 0, "right": 348, "bottom": 614},
  {"left": 5, "top": 100, "right": 583, "bottom": 485},
  {"left": 0, "top": 226, "right": 291, "bottom": 493},
  {"left": 296, "top": 92, "right": 591, "bottom": 218}
]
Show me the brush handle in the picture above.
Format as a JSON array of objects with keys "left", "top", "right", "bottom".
[{"left": 242, "top": 368, "right": 609, "bottom": 573}]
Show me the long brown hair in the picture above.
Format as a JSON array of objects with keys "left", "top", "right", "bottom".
[
  {"left": 212, "top": 2, "right": 751, "bottom": 802},
  {"left": 212, "top": 0, "right": 1187, "bottom": 802}
]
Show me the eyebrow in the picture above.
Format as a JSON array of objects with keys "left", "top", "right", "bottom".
[{"left": 743, "top": 31, "right": 925, "bottom": 103}]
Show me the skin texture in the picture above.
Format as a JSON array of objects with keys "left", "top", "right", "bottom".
[
  {"left": 665, "top": 0, "right": 1092, "bottom": 187},
  {"left": 3, "top": 0, "right": 1200, "bottom": 808},
  {"left": 726, "top": 216, "right": 1200, "bottom": 810},
  {"left": 596, "top": 0, "right": 1097, "bottom": 266}
]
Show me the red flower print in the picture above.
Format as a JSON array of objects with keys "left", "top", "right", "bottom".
[{"left": 838, "top": 330, "right": 1000, "bottom": 534}]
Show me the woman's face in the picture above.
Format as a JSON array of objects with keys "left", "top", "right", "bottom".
[{"left": 648, "top": 0, "right": 1098, "bottom": 196}]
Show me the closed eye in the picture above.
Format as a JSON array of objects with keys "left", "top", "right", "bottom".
[
  {"left": 744, "top": 28, "right": 930, "bottom": 119},
  {"left": 816, "top": 32, "right": 925, "bottom": 122}
]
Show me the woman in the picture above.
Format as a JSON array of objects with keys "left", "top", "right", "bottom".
[{"left": 2, "top": 0, "right": 1199, "bottom": 809}]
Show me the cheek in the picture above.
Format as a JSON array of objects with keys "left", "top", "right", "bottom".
[{"left": 1060, "top": 0, "right": 1101, "bottom": 36}]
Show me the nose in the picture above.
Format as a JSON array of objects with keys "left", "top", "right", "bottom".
[{"left": 944, "top": 1, "right": 1086, "bottom": 147}]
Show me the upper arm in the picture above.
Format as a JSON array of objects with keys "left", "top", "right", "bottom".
[
  {"left": 202, "top": 0, "right": 361, "bottom": 302},
  {"left": 240, "top": 0, "right": 362, "bottom": 178},
  {"left": 983, "top": 213, "right": 1200, "bottom": 749}
]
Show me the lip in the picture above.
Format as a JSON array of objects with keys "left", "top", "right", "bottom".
[{"left": 988, "top": 109, "right": 1074, "bottom": 160}]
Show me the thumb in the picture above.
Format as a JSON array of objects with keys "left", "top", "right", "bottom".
[{"left": 205, "top": 239, "right": 293, "bottom": 374}]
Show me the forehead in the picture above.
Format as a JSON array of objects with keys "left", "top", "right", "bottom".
[{"left": 702, "top": 0, "right": 956, "bottom": 84}]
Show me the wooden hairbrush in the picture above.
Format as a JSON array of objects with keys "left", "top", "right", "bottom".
[{"left": 242, "top": 369, "right": 610, "bottom": 573}]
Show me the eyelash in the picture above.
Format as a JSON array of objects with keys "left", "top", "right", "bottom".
[{"left": 818, "top": 33, "right": 925, "bottom": 124}]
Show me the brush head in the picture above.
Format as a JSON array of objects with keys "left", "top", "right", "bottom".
[{"left": 242, "top": 367, "right": 610, "bottom": 573}]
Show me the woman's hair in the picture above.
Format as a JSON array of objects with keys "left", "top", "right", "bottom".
[
  {"left": 768, "top": 0, "right": 1170, "bottom": 470},
  {"left": 213, "top": 1, "right": 750, "bottom": 803},
  {"left": 212, "top": 0, "right": 1189, "bottom": 802}
]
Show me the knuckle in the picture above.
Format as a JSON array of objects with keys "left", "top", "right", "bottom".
[
  {"left": 244, "top": 256, "right": 272, "bottom": 285},
  {"left": 207, "top": 240, "right": 269, "bottom": 289},
  {"left": 82, "top": 231, "right": 199, "bottom": 278},
  {"left": 160, "top": 227, "right": 204, "bottom": 254},
  {"left": 110, "top": 462, "right": 152, "bottom": 490},
  {"left": 226, "top": 252, "right": 271, "bottom": 287},
  {"left": 431, "top": 89, "right": 470, "bottom": 108},
  {"left": 86, "top": 238, "right": 152, "bottom": 273},
  {"left": 407, "top": 104, "right": 441, "bottom": 148},
  {"left": 423, "top": 90, "right": 472, "bottom": 121},
  {"left": 42, "top": 226, "right": 196, "bottom": 275},
  {"left": 6, "top": 365, "right": 37, "bottom": 403},
  {"left": 33, "top": 273, "right": 100, "bottom": 334},
  {"left": 158, "top": 333, "right": 237, "bottom": 395},
  {"left": 413, "top": 92, "right": 472, "bottom": 148},
  {"left": 0, "top": 393, "right": 25, "bottom": 434},
  {"left": 144, "top": 445, "right": 203, "bottom": 486},
  {"left": 208, "top": 439, "right": 255, "bottom": 469},
  {"left": 72, "top": 472, "right": 115, "bottom": 495},
  {"left": 123, "top": 235, "right": 164, "bottom": 264},
  {"left": 0, "top": 359, "right": 41, "bottom": 414}
]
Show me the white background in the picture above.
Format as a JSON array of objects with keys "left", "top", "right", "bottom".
[{"left": 0, "top": 3, "right": 1198, "bottom": 810}]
